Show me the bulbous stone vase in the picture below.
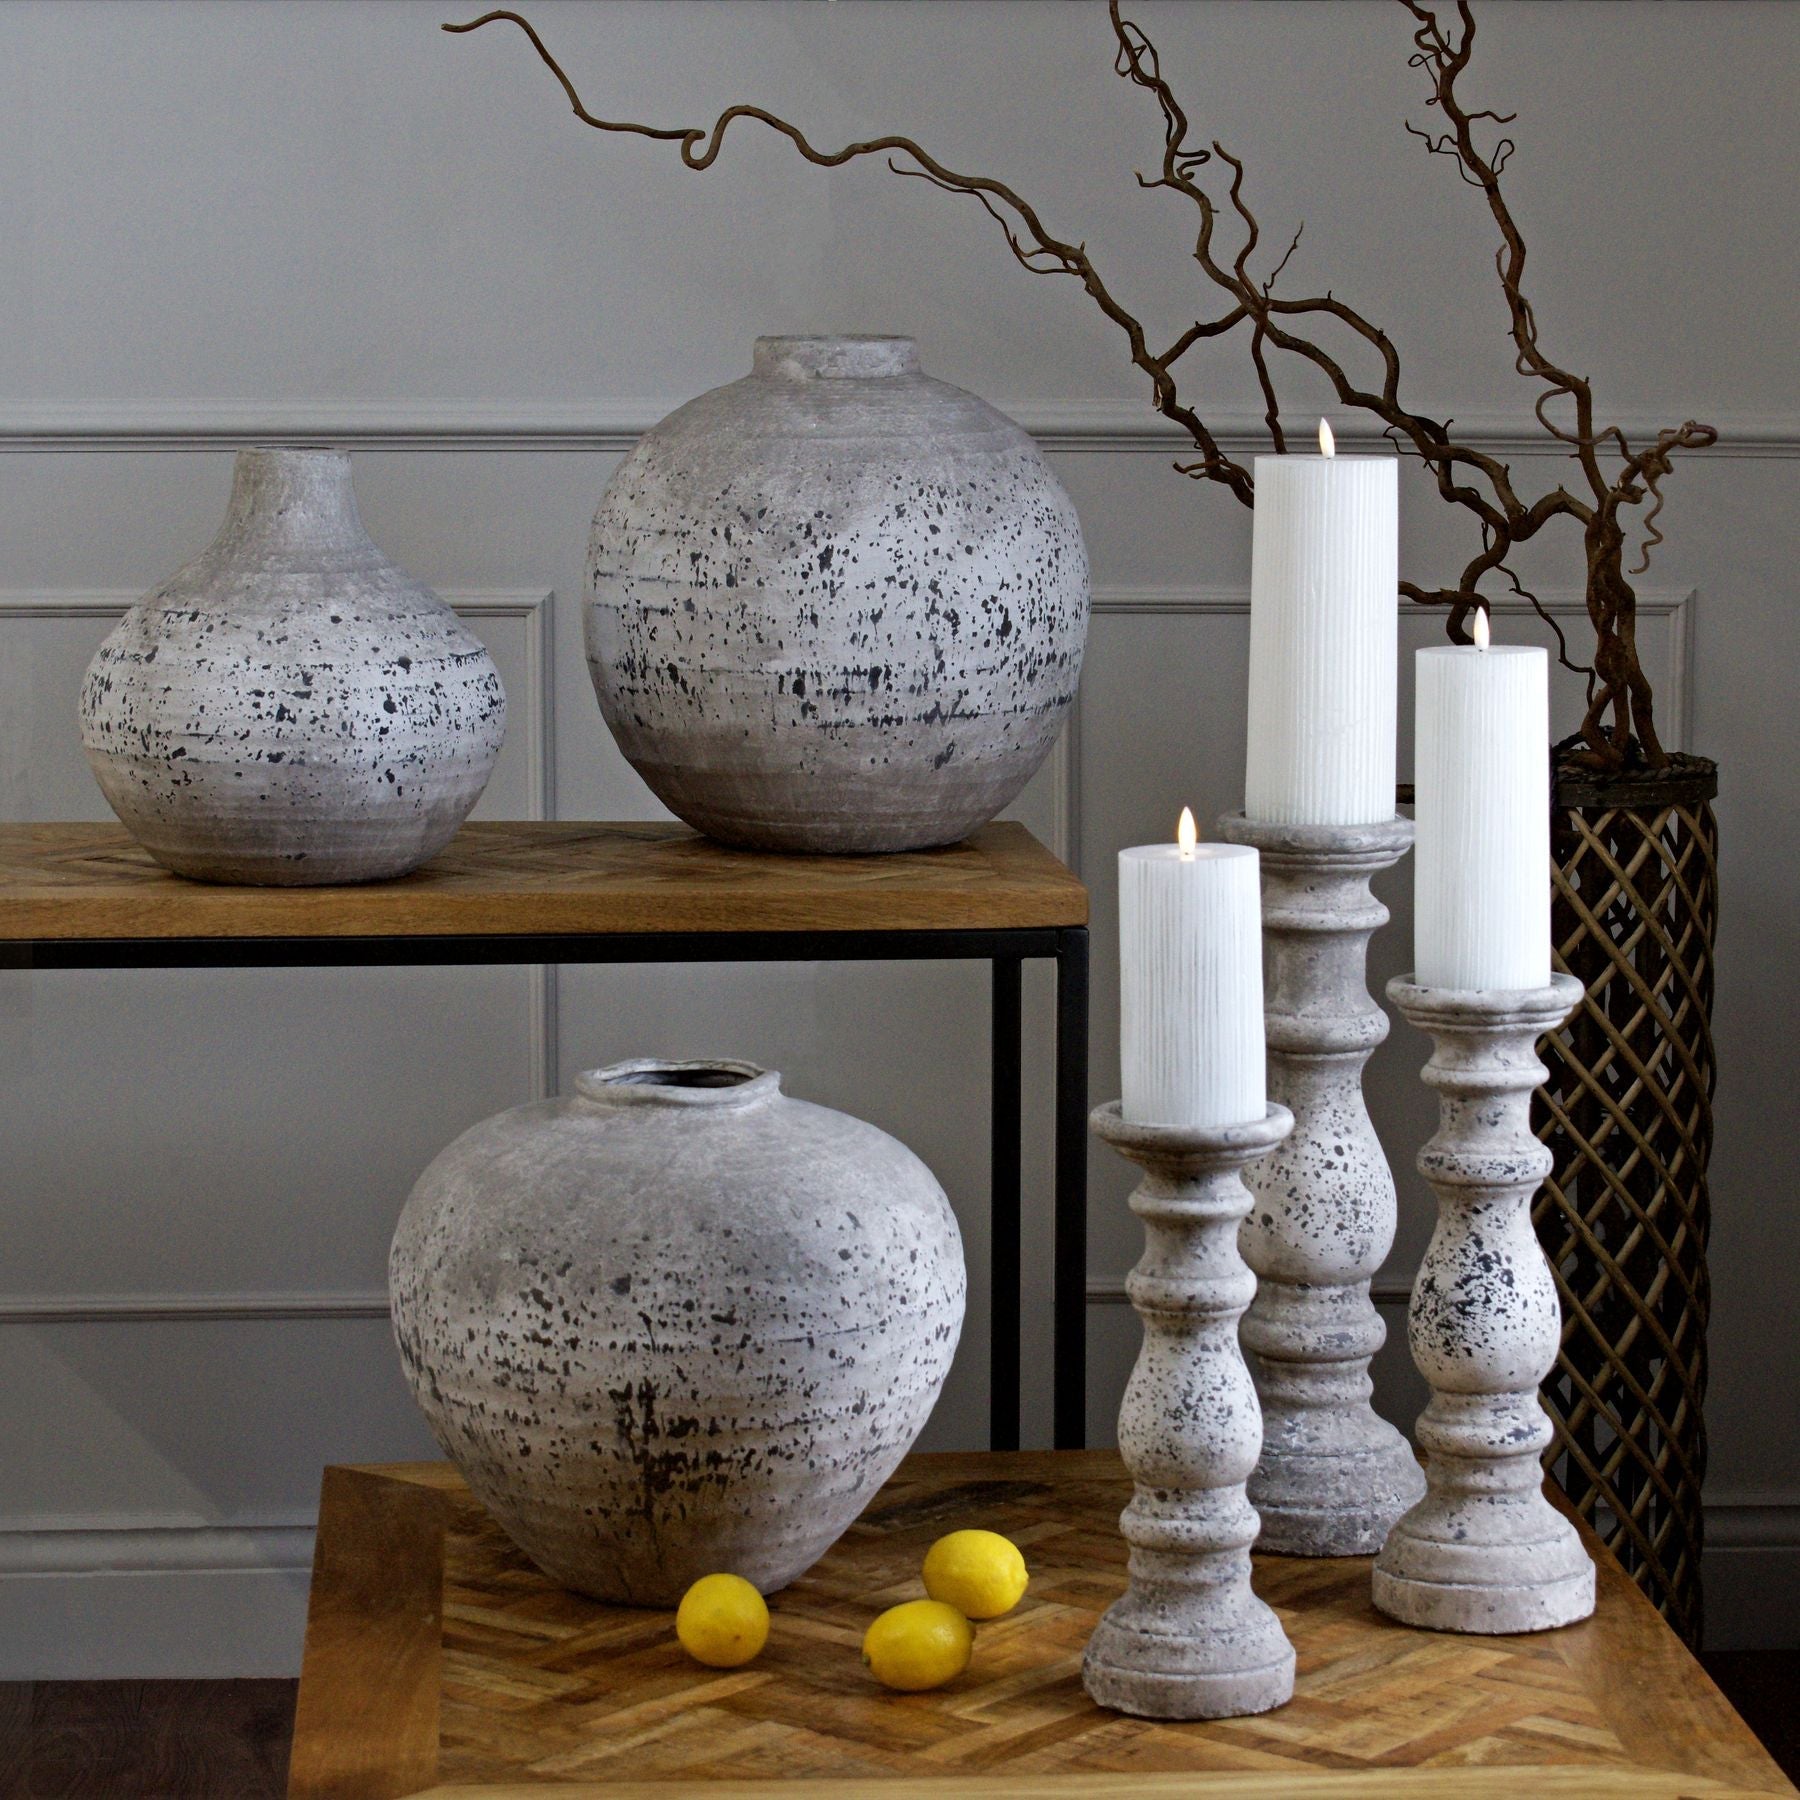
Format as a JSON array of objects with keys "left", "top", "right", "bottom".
[
  {"left": 80, "top": 447, "right": 505, "bottom": 884},
  {"left": 586, "top": 335, "right": 1090, "bottom": 853},
  {"left": 388, "top": 1059, "right": 967, "bottom": 1605}
]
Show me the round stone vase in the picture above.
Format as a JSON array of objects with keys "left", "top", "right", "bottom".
[
  {"left": 80, "top": 447, "right": 505, "bottom": 884},
  {"left": 586, "top": 335, "right": 1090, "bottom": 853},
  {"left": 388, "top": 1059, "right": 966, "bottom": 1605}
]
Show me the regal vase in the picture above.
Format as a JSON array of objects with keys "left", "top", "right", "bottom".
[
  {"left": 80, "top": 446, "right": 505, "bottom": 885},
  {"left": 388, "top": 1059, "right": 966, "bottom": 1605},
  {"left": 585, "top": 335, "right": 1090, "bottom": 853}
]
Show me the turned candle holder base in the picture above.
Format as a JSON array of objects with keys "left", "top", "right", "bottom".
[
  {"left": 1239, "top": 1290, "right": 1428, "bottom": 1560},
  {"left": 1375, "top": 974, "right": 1595, "bottom": 1636},
  {"left": 1218, "top": 812, "right": 1424, "bottom": 1557},
  {"left": 1368, "top": 1393, "right": 1596, "bottom": 1635},
  {"left": 1084, "top": 1102, "right": 1297, "bottom": 1721},
  {"left": 1084, "top": 1609, "right": 1296, "bottom": 1723}
]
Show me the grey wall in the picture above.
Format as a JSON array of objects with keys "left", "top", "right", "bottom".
[{"left": 1, "top": 0, "right": 1794, "bottom": 1672}]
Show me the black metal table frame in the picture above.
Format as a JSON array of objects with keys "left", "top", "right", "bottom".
[{"left": 7, "top": 924, "right": 1090, "bottom": 1450}]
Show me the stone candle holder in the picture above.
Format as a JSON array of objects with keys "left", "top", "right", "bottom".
[
  {"left": 1085, "top": 1101, "right": 1297, "bottom": 1721},
  {"left": 1374, "top": 973, "right": 1596, "bottom": 1635},
  {"left": 1218, "top": 811, "right": 1426, "bottom": 1556}
]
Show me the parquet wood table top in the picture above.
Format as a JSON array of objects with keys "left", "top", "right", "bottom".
[
  {"left": 287, "top": 1451, "right": 1794, "bottom": 1799},
  {"left": 0, "top": 821, "right": 1086, "bottom": 942}
]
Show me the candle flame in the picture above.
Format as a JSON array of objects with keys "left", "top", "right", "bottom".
[
  {"left": 1318, "top": 418, "right": 1335, "bottom": 457},
  {"left": 1177, "top": 806, "right": 1197, "bottom": 857},
  {"left": 1473, "top": 607, "right": 1491, "bottom": 652}
]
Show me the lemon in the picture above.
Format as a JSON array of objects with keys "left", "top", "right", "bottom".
[
  {"left": 675, "top": 1572, "right": 770, "bottom": 1668},
  {"left": 921, "top": 1529, "right": 1030, "bottom": 1620},
  {"left": 861, "top": 1599, "right": 974, "bottom": 1691}
]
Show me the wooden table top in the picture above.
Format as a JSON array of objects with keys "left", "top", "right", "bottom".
[
  {"left": 0, "top": 820, "right": 1086, "bottom": 942},
  {"left": 287, "top": 1450, "right": 1793, "bottom": 1799}
]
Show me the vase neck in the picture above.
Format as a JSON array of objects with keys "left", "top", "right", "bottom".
[
  {"left": 752, "top": 335, "right": 919, "bottom": 382},
  {"left": 573, "top": 1059, "right": 781, "bottom": 1112},
  {"left": 213, "top": 447, "right": 373, "bottom": 558}
]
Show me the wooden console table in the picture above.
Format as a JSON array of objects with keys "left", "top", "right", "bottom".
[
  {"left": 0, "top": 820, "right": 1090, "bottom": 1448},
  {"left": 287, "top": 1449, "right": 1794, "bottom": 1798}
]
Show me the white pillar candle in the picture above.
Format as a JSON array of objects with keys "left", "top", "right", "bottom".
[
  {"left": 1414, "top": 613, "right": 1552, "bottom": 989},
  {"left": 1120, "top": 809, "right": 1266, "bottom": 1128},
  {"left": 1245, "top": 422, "right": 1398, "bottom": 826}
]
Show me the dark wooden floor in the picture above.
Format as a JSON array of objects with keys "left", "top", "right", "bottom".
[
  {"left": 1704, "top": 1652, "right": 1800, "bottom": 1785},
  {"left": 0, "top": 1658, "right": 1793, "bottom": 1797},
  {"left": 0, "top": 1682, "right": 295, "bottom": 1800}
]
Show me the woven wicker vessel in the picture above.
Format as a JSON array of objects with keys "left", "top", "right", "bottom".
[{"left": 1533, "top": 752, "right": 1718, "bottom": 1645}]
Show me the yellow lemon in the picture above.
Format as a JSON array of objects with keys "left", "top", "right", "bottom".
[
  {"left": 861, "top": 1599, "right": 974, "bottom": 1691},
  {"left": 921, "top": 1529, "right": 1030, "bottom": 1620},
  {"left": 675, "top": 1572, "right": 770, "bottom": 1668}
]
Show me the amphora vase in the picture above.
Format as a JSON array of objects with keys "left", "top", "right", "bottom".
[
  {"left": 586, "top": 335, "right": 1089, "bottom": 852},
  {"left": 81, "top": 447, "right": 505, "bottom": 884},
  {"left": 389, "top": 1059, "right": 966, "bottom": 1605}
]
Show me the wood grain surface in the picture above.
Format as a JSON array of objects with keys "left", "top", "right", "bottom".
[
  {"left": 287, "top": 1451, "right": 1795, "bottom": 1798},
  {"left": 393, "top": 1779, "right": 1789, "bottom": 1800},
  {"left": 287, "top": 1468, "right": 448, "bottom": 1800},
  {"left": 0, "top": 822, "right": 1086, "bottom": 942},
  {"left": 0, "top": 1677, "right": 296, "bottom": 1799}
]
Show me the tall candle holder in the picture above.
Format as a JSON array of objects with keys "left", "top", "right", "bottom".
[
  {"left": 1084, "top": 1100, "right": 1296, "bottom": 1721},
  {"left": 1374, "top": 973, "right": 1596, "bottom": 1634},
  {"left": 1218, "top": 811, "right": 1425, "bottom": 1555}
]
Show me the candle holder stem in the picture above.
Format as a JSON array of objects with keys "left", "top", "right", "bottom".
[
  {"left": 1218, "top": 813, "right": 1424, "bottom": 1555},
  {"left": 1085, "top": 1101, "right": 1296, "bottom": 1721},
  {"left": 1375, "top": 973, "right": 1595, "bottom": 1634}
]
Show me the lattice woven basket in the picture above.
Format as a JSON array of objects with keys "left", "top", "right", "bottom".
[{"left": 1533, "top": 752, "right": 1719, "bottom": 1647}]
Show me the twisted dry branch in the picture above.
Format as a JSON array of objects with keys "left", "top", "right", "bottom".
[{"left": 445, "top": 1, "right": 1717, "bottom": 771}]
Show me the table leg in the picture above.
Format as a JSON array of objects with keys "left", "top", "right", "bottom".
[
  {"left": 1054, "top": 927, "right": 1090, "bottom": 1449},
  {"left": 990, "top": 955, "right": 1023, "bottom": 1452}
]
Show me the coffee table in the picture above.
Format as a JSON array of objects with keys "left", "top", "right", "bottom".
[{"left": 286, "top": 1449, "right": 1793, "bottom": 1798}]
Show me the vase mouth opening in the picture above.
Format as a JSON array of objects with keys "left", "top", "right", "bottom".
[
  {"left": 753, "top": 335, "right": 919, "bottom": 381},
  {"left": 574, "top": 1058, "right": 780, "bottom": 1108},
  {"left": 241, "top": 444, "right": 348, "bottom": 460}
]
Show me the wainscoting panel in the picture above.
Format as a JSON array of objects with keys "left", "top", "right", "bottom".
[
  {"left": 0, "top": 587, "right": 555, "bottom": 1674},
  {"left": 1, "top": 0, "right": 1795, "bottom": 1672},
  {"left": 0, "top": 1316, "right": 426, "bottom": 1679}
]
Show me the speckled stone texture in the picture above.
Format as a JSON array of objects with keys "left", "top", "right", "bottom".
[
  {"left": 1218, "top": 813, "right": 1426, "bottom": 1556},
  {"left": 80, "top": 448, "right": 505, "bottom": 885},
  {"left": 388, "top": 1059, "right": 965, "bottom": 1606},
  {"left": 586, "top": 335, "right": 1089, "bottom": 853},
  {"left": 1084, "top": 1102, "right": 1297, "bottom": 1721},
  {"left": 1374, "top": 975, "right": 1597, "bottom": 1635}
]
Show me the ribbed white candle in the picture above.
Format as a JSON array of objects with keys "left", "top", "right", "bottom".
[
  {"left": 1245, "top": 450, "right": 1398, "bottom": 826},
  {"left": 1414, "top": 640, "right": 1551, "bottom": 989},
  {"left": 1119, "top": 831, "right": 1265, "bottom": 1127}
]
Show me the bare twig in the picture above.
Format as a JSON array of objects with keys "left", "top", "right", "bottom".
[
  {"left": 445, "top": 0, "right": 1718, "bottom": 771},
  {"left": 443, "top": 7, "right": 1257, "bottom": 504}
]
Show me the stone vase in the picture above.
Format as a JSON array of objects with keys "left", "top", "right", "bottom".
[
  {"left": 80, "top": 447, "right": 505, "bottom": 884},
  {"left": 388, "top": 1059, "right": 966, "bottom": 1606},
  {"left": 586, "top": 335, "right": 1090, "bottom": 853}
]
